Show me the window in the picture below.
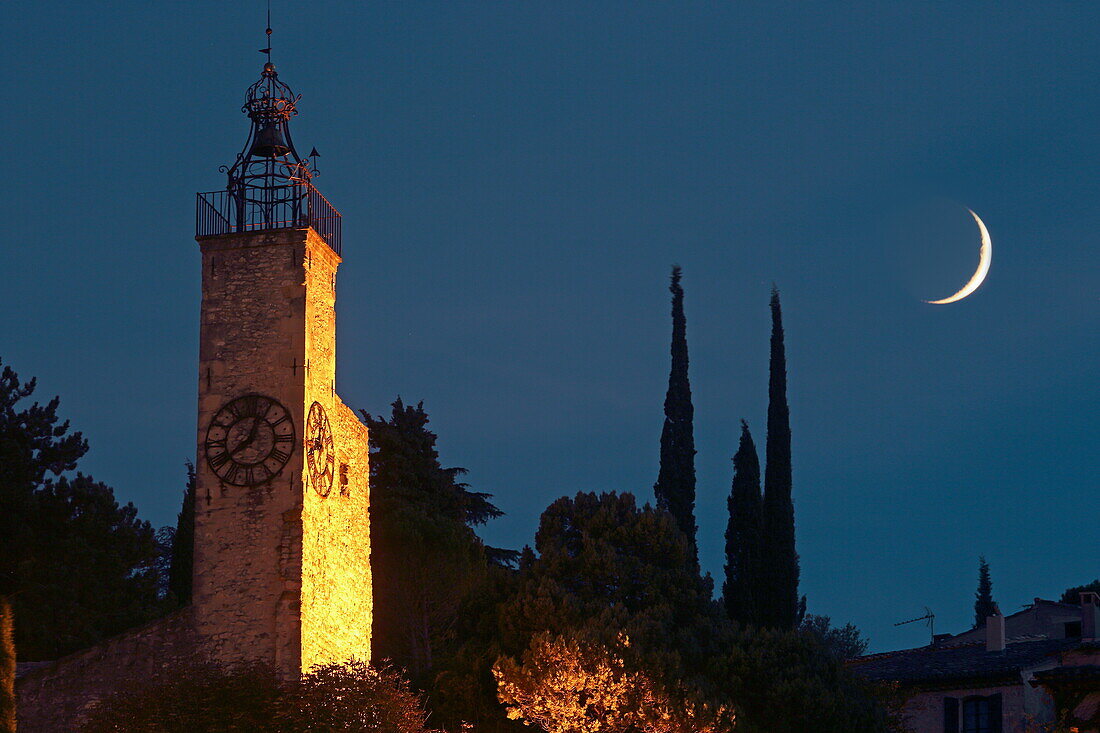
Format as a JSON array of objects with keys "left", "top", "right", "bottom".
[
  {"left": 1064, "top": 621, "right": 1082, "bottom": 638},
  {"left": 963, "top": 698, "right": 991, "bottom": 733},
  {"left": 945, "top": 695, "right": 1002, "bottom": 733}
]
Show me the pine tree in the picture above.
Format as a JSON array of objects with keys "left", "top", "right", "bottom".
[
  {"left": 168, "top": 464, "right": 196, "bottom": 606},
  {"left": 0, "top": 360, "right": 161, "bottom": 660},
  {"left": 654, "top": 265, "right": 698, "bottom": 559},
  {"left": 761, "top": 287, "right": 800, "bottom": 629},
  {"left": 723, "top": 421, "right": 763, "bottom": 626},
  {"left": 361, "top": 399, "right": 507, "bottom": 686},
  {"left": 973, "top": 556, "right": 996, "bottom": 628}
]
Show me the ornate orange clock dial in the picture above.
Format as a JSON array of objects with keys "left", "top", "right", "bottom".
[{"left": 306, "top": 401, "right": 335, "bottom": 496}]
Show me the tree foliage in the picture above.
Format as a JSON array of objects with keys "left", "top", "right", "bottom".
[
  {"left": 973, "top": 555, "right": 996, "bottom": 627},
  {"left": 167, "top": 464, "right": 196, "bottom": 606},
  {"left": 495, "top": 631, "right": 734, "bottom": 733},
  {"left": 715, "top": 624, "right": 901, "bottom": 733},
  {"left": 281, "top": 661, "right": 435, "bottom": 733},
  {"left": 362, "top": 398, "right": 513, "bottom": 729},
  {"left": 1059, "top": 579, "right": 1100, "bottom": 604},
  {"left": 723, "top": 421, "right": 763, "bottom": 626},
  {"left": 497, "top": 492, "right": 718, "bottom": 672},
  {"left": 0, "top": 360, "right": 162, "bottom": 660},
  {"left": 760, "top": 288, "right": 800, "bottom": 629},
  {"left": 496, "top": 492, "right": 729, "bottom": 726},
  {"left": 654, "top": 266, "right": 698, "bottom": 560},
  {"left": 81, "top": 661, "right": 433, "bottom": 733},
  {"left": 428, "top": 565, "right": 522, "bottom": 732},
  {"left": 799, "top": 614, "right": 870, "bottom": 660},
  {"left": 495, "top": 491, "right": 896, "bottom": 733}
]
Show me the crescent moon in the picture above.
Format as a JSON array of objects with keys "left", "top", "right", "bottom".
[{"left": 925, "top": 209, "right": 992, "bottom": 304}]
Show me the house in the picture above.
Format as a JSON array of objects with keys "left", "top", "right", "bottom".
[{"left": 850, "top": 593, "right": 1100, "bottom": 733}]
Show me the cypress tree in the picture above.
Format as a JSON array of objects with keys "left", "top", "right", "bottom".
[
  {"left": 654, "top": 266, "right": 698, "bottom": 559},
  {"left": 973, "top": 556, "right": 996, "bottom": 628},
  {"left": 723, "top": 420, "right": 763, "bottom": 626},
  {"left": 761, "top": 287, "right": 800, "bottom": 629},
  {"left": 168, "top": 464, "right": 196, "bottom": 606}
]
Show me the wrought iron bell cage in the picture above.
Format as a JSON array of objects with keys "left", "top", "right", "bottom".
[{"left": 196, "top": 62, "right": 341, "bottom": 254}]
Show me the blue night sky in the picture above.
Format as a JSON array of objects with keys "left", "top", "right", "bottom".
[{"left": 2, "top": 2, "right": 1096, "bottom": 652}]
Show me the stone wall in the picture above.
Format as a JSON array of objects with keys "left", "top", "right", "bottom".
[
  {"left": 193, "top": 228, "right": 315, "bottom": 675},
  {"left": 16, "top": 609, "right": 200, "bottom": 732},
  {"left": 899, "top": 682, "right": 1053, "bottom": 733},
  {"left": 299, "top": 225, "right": 372, "bottom": 669},
  {"left": 300, "top": 396, "right": 372, "bottom": 670},
  {"left": 191, "top": 227, "right": 373, "bottom": 677}
]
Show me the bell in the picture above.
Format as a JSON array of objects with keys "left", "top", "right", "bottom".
[{"left": 250, "top": 122, "right": 291, "bottom": 158}]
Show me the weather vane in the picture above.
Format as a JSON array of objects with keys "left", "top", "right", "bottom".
[{"left": 259, "top": 0, "right": 272, "bottom": 63}]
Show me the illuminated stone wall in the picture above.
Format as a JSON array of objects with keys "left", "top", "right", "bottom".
[
  {"left": 300, "top": 231, "right": 373, "bottom": 670},
  {"left": 189, "top": 226, "right": 372, "bottom": 675},
  {"left": 300, "top": 397, "right": 372, "bottom": 669}
]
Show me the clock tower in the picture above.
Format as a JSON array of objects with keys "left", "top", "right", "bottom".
[{"left": 192, "top": 60, "right": 372, "bottom": 677}]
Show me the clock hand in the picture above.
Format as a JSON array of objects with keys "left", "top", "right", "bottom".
[{"left": 231, "top": 417, "right": 260, "bottom": 456}]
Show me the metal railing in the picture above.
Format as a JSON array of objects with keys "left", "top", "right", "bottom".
[{"left": 196, "top": 182, "right": 342, "bottom": 255}]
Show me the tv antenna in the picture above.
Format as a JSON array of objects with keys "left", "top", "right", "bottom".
[{"left": 894, "top": 607, "right": 936, "bottom": 645}]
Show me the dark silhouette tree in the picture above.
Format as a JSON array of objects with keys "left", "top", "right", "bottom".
[
  {"left": 497, "top": 492, "right": 898, "bottom": 733},
  {"left": 799, "top": 614, "right": 870, "bottom": 660},
  {"left": 723, "top": 421, "right": 763, "bottom": 626},
  {"left": 0, "top": 359, "right": 161, "bottom": 661},
  {"left": 361, "top": 398, "right": 509, "bottom": 693},
  {"left": 497, "top": 492, "right": 722, "bottom": 711},
  {"left": 1060, "top": 579, "right": 1100, "bottom": 604},
  {"left": 760, "top": 288, "right": 800, "bottom": 629},
  {"left": 973, "top": 556, "right": 997, "bottom": 627},
  {"left": 716, "top": 624, "right": 900, "bottom": 733},
  {"left": 654, "top": 266, "right": 698, "bottom": 560},
  {"left": 168, "top": 464, "right": 196, "bottom": 606}
]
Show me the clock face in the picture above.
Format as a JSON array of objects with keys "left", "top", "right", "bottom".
[
  {"left": 205, "top": 394, "right": 294, "bottom": 486},
  {"left": 306, "top": 401, "right": 336, "bottom": 496}
]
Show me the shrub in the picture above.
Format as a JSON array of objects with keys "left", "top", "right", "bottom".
[{"left": 82, "top": 660, "right": 433, "bottom": 733}]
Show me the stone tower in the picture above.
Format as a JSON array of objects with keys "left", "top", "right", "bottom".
[
  {"left": 191, "top": 60, "right": 371, "bottom": 677},
  {"left": 15, "top": 57, "right": 373, "bottom": 732}
]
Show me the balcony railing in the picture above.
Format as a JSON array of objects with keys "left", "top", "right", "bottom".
[{"left": 196, "top": 182, "right": 342, "bottom": 256}]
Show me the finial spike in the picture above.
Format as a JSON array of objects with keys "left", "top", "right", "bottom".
[{"left": 264, "top": 0, "right": 272, "bottom": 63}]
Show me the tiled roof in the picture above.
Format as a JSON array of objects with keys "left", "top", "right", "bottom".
[
  {"left": 849, "top": 638, "right": 1081, "bottom": 685},
  {"left": 1032, "top": 665, "right": 1100, "bottom": 684}
]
